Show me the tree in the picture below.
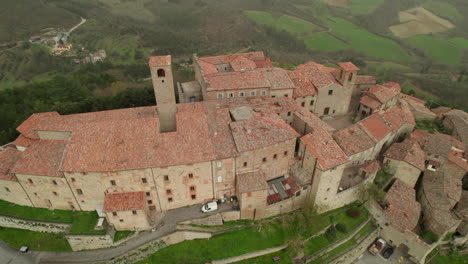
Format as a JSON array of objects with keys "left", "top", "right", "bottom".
[{"left": 358, "top": 183, "right": 385, "bottom": 204}]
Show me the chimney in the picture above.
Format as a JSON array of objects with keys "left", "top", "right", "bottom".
[{"left": 149, "top": 55, "right": 177, "bottom": 133}]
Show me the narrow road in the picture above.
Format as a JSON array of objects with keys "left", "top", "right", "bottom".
[
  {"left": 67, "top": 17, "right": 87, "bottom": 35},
  {"left": 34, "top": 203, "right": 232, "bottom": 264},
  {"left": 0, "top": 241, "right": 36, "bottom": 264}
]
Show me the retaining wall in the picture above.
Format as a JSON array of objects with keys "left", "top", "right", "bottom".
[{"left": 0, "top": 215, "right": 71, "bottom": 233}]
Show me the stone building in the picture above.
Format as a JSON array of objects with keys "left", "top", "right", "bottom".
[
  {"left": 103, "top": 192, "right": 151, "bottom": 231},
  {"left": 356, "top": 82, "right": 401, "bottom": 120}
]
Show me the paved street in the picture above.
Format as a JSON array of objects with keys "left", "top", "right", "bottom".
[
  {"left": 0, "top": 203, "right": 233, "bottom": 264},
  {"left": 354, "top": 249, "right": 414, "bottom": 264}
]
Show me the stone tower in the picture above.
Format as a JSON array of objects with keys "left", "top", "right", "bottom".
[
  {"left": 149, "top": 55, "right": 177, "bottom": 133},
  {"left": 337, "top": 62, "right": 359, "bottom": 87}
]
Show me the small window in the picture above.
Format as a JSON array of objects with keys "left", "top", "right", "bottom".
[
  {"left": 110, "top": 180, "right": 116, "bottom": 186},
  {"left": 34, "top": 192, "right": 38, "bottom": 196},
  {"left": 190, "top": 186, "right": 195, "bottom": 191},
  {"left": 148, "top": 200, "right": 153, "bottom": 204},
  {"left": 243, "top": 162, "right": 247, "bottom": 167},
  {"left": 146, "top": 192, "right": 151, "bottom": 197},
  {"left": 284, "top": 94, "right": 288, "bottom": 97},
  {"left": 166, "top": 189, "right": 172, "bottom": 194},
  {"left": 53, "top": 191, "right": 58, "bottom": 196},
  {"left": 217, "top": 93, "right": 224, "bottom": 99},
  {"left": 328, "top": 90, "right": 333, "bottom": 95},
  {"left": 52, "top": 180, "right": 58, "bottom": 185},
  {"left": 132, "top": 210, "right": 137, "bottom": 215},
  {"left": 239, "top": 92, "right": 245, "bottom": 97},
  {"left": 142, "top": 178, "right": 147, "bottom": 184},
  {"left": 273, "top": 154, "right": 277, "bottom": 159},
  {"left": 327, "top": 188, "right": 330, "bottom": 191},
  {"left": 296, "top": 191, "right": 301, "bottom": 197},
  {"left": 228, "top": 92, "right": 234, "bottom": 98},
  {"left": 310, "top": 100, "right": 314, "bottom": 106},
  {"left": 76, "top": 189, "right": 83, "bottom": 195},
  {"left": 157, "top": 68, "right": 165, "bottom": 77},
  {"left": 112, "top": 212, "right": 117, "bottom": 216},
  {"left": 261, "top": 90, "right": 267, "bottom": 96},
  {"left": 119, "top": 219, "right": 124, "bottom": 222},
  {"left": 250, "top": 91, "right": 256, "bottom": 96},
  {"left": 28, "top": 179, "right": 33, "bottom": 184},
  {"left": 284, "top": 151, "right": 288, "bottom": 156},
  {"left": 5, "top": 187, "right": 10, "bottom": 192},
  {"left": 164, "top": 175, "right": 169, "bottom": 182},
  {"left": 263, "top": 157, "right": 267, "bottom": 163},
  {"left": 301, "top": 102, "right": 305, "bottom": 107},
  {"left": 348, "top": 72, "right": 353, "bottom": 81},
  {"left": 216, "top": 161, "right": 222, "bottom": 168},
  {"left": 287, "top": 111, "right": 291, "bottom": 116},
  {"left": 272, "top": 95, "right": 276, "bottom": 98},
  {"left": 217, "top": 176, "right": 222, "bottom": 183},
  {"left": 191, "top": 194, "right": 196, "bottom": 200},
  {"left": 168, "top": 197, "right": 173, "bottom": 202},
  {"left": 71, "top": 177, "right": 76, "bottom": 182},
  {"left": 188, "top": 173, "right": 193, "bottom": 179},
  {"left": 332, "top": 110, "right": 336, "bottom": 114}
]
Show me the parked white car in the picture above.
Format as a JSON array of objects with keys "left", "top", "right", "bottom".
[{"left": 201, "top": 201, "right": 218, "bottom": 213}]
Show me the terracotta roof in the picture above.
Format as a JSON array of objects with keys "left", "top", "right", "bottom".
[
  {"left": 13, "top": 135, "right": 34, "bottom": 147},
  {"left": 361, "top": 160, "right": 381, "bottom": 174},
  {"left": 11, "top": 140, "right": 66, "bottom": 177},
  {"left": 411, "top": 130, "right": 453, "bottom": 158},
  {"left": 294, "top": 62, "right": 341, "bottom": 89},
  {"left": 359, "top": 114, "right": 390, "bottom": 141},
  {"left": 230, "top": 56, "right": 257, "bottom": 72},
  {"left": 384, "top": 140, "right": 426, "bottom": 171},
  {"left": 301, "top": 129, "right": 348, "bottom": 171},
  {"left": 103, "top": 191, "right": 146, "bottom": 212},
  {"left": 148, "top": 55, "right": 171, "bottom": 67},
  {"left": 263, "top": 68, "right": 295, "bottom": 90},
  {"left": 205, "top": 71, "right": 271, "bottom": 91},
  {"left": 199, "top": 52, "right": 266, "bottom": 67},
  {"left": 0, "top": 148, "right": 21, "bottom": 181},
  {"left": 384, "top": 179, "right": 421, "bottom": 232},
  {"left": 333, "top": 124, "right": 375, "bottom": 156},
  {"left": 282, "top": 177, "right": 301, "bottom": 196},
  {"left": 230, "top": 113, "right": 299, "bottom": 152},
  {"left": 381, "top": 106, "right": 415, "bottom": 133},
  {"left": 359, "top": 95, "right": 382, "bottom": 110},
  {"left": 338, "top": 62, "right": 359, "bottom": 71},
  {"left": 267, "top": 193, "right": 282, "bottom": 204},
  {"left": 355, "top": 75, "right": 376, "bottom": 85},
  {"left": 293, "top": 109, "right": 336, "bottom": 134},
  {"left": 236, "top": 170, "right": 268, "bottom": 193},
  {"left": 399, "top": 94, "right": 426, "bottom": 105},
  {"left": 431, "top": 107, "right": 452, "bottom": 119},
  {"left": 287, "top": 69, "right": 317, "bottom": 98},
  {"left": 422, "top": 170, "right": 462, "bottom": 210},
  {"left": 363, "top": 83, "right": 400, "bottom": 104}
]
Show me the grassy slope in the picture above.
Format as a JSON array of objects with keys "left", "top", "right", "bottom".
[
  {"left": 348, "top": 0, "right": 385, "bottom": 15},
  {"left": 429, "top": 252, "right": 467, "bottom": 264},
  {"left": 407, "top": 36, "right": 468, "bottom": 66},
  {"left": 0, "top": 227, "right": 72, "bottom": 251},
  {"left": 422, "top": 1, "right": 463, "bottom": 22},
  {"left": 244, "top": 11, "right": 317, "bottom": 35},
  {"left": 304, "top": 33, "right": 348, "bottom": 52}
]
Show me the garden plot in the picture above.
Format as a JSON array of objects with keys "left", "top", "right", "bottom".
[{"left": 389, "top": 7, "right": 454, "bottom": 38}]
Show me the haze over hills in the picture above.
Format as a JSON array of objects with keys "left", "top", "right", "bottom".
[{"left": 0, "top": 0, "right": 467, "bottom": 144}]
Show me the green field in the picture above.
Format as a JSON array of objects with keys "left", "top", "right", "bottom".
[
  {"left": 366, "top": 61, "right": 412, "bottom": 72},
  {"left": 349, "top": 0, "right": 385, "bottom": 15},
  {"left": 429, "top": 252, "right": 467, "bottom": 264},
  {"left": 244, "top": 11, "right": 318, "bottom": 35},
  {"left": 407, "top": 36, "right": 468, "bottom": 65},
  {"left": 422, "top": 1, "right": 463, "bottom": 22},
  {"left": 304, "top": 33, "right": 348, "bottom": 52},
  {"left": 0, "top": 227, "right": 72, "bottom": 251}
]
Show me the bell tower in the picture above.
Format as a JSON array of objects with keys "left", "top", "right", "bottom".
[{"left": 149, "top": 55, "right": 177, "bottom": 133}]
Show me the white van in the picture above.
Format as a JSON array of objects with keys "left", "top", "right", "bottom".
[{"left": 201, "top": 201, "right": 218, "bottom": 213}]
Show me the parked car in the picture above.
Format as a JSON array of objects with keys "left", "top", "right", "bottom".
[
  {"left": 201, "top": 201, "right": 218, "bottom": 213},
  {"left": 368, "top": 238, "right": 386, "bottom": 255},
  {"left": 381, "top": 247, "right": 394, "bottom": 259},
  {"left": 19, "top": 246, "right": 29, "bottom": 253}
]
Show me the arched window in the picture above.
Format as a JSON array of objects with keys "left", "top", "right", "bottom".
[{"left": 157, "top": 69, "right": 165, "bottom": 77}]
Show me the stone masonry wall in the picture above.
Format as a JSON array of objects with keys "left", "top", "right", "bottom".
[
  {"left": 66, "top": 233, "right": 114, "bottom": 251},
  {"left": 0, "top": 215, "right": 71, "bottom": 233}
]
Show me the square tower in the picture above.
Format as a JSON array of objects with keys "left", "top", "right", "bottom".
[{"left": 149, "top": 55, "right": 177, "bottom": 133}]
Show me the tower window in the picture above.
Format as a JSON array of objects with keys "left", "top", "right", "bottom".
[
  {"left": 157, "top": 69, "right": 165, "bottom": 77},
  {"left": 191, "top": 194, "right": 196, "bottom": 200},
  {"left": 188, "top": 173, "right": 193, "bottom": 179},
  {"left": 190, "top": 186, "right": 196, "bottom": 191},
  {"left": 217, "top": 93, "right": 224, "bottom": 99},
  {"left": 5, "top": 187, "right": 10, "bottom": 192},
  {"left": 166, "top": 189, "right": 172, "bottom": 194},
  {"left": 239, "top": 92, "right": 245, "bottom": 97},
  {"left": 52, "top": 180, "right": 58, "bottom": 185},
  {"left": 164, "top": 175, "right": 169, "bottom": 182},
  {"left": 112, "top": 212, "right": 117, "bottom": 216},
  {"left": 132, "top": 210, "right": 137, "bottom": 215},
  {"left": 76, "top": 189, "right": 83, "bottom": 195},
  {"left": 328, "top": 90, "right": 333, "bottom": 95},
  {"left": 146, "top": 192, "right": 151, "bottom": 197},
  {"left": 142, "top": 178, "right": 148, "bottom": 184},
  {"left": 28, "top": 179, "right": 33, "bottom": 184},
  {"left": 168, "top": 197, "right": 173, "bottom": 202},
  {"left": 301, "top": 102, "right": 305, "bottom": 107},
  {"left": 243, "top": 162, "right": 248, "bottom": 167},
  {"left": 228, "top": 92, "right": 234, "bottom": 98},
  {"left": 273, "top": 154, "right": 277, "bottom": 159},
  {"left": 110, "top": 180, "right": 116, "bottom": 186},
  {"left": 310, "top": 100, "right": 314, "bottom": 106}
]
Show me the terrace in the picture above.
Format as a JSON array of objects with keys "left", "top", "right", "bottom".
[{"left": 266, "top": 176, "right": 301, "bottom": 205}]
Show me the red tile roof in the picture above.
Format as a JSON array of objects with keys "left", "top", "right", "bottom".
[
  {"left": 301, "top": 129, "right": 348, "bottom": 171},
  {"left": 13, "top": 135, "right": 34, "bottom": 147},
  {"left": 333, "top": 124, "right": 375, "bottom": 156},
  {"left": 230, "top": 113, "right": 299, "bottom": 152},
  {"left": 431, "top": 107, "right": 452, "bottom": 119},
  {"left": 264, "top": 68, "right": 295, "bottom": 90},
  {"left": 355, "top": 75, "right": 376, "bottom": 85},
  {"left": 0, "top": 148, "right": 21, "bottom": 181},
  {"left": 359, "top": 114, "right": 390, "bottom": 141},
  {"left": 293, "top": 109, "right": 336, "bottom": 134},
  {"left": 236, "top": 170, "right": 268, "bottom": 193},
  {"left": 148, "top": 55, "right": 171, "bottom": 67},
  {"left": 230, "top": 56, "right": 257, "bottom": 72},
  {"left": 206, "top": 71, "right": 271, "bottom": 91},
  {"left": 363, "top": 83, "right": 400, "bottom": 104},
  {"left": 399, "top": 94, "right": 426, "bottom": 105},
  {"left": 282, "top": 177, "right": 301, "bottom": 196},
  {"left": 384, "top": 179, "right": 421, "bottom": 232},
  {"left": 359, "top": 95, "right": 382, "bottom": 110},
  {"left": 384, "top": 140, "right": 426, "bottom": 171},
  {"left": 361, "top": 160, "right": 381, "bottom": 174},
  {"left": 338, "top": 62, "right": 359, "bottom": 71},
  {"left": 11, "top": 140, "right": 66, "bottom": 177},
  {"left": 295, "top": 62, "right": 341, "bottom": 89},
  {"left": 103, "top": 191, "right": 146, "bottom": 212},
  {"left": 381, "top": 106, "right": 415, "bottom": 133},
  {"left": 267, "top": 193, "right": 282, "bottom": 204},
  {"left": 288, "top": 69, "right": 317, "bottom": 98}
]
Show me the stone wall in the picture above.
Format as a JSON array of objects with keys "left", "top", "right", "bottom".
[
  {"left": 0, "top": 215, "right": 71, "bottom": 233},
  {"left": 66, "top": 233, "right": 114, "bottom": 251},
  {"left": 328, "top": 229, "right": 379, "bottom": 264},
  {"left": 221, "top": 210, "right": 240, "bottom": 222}
]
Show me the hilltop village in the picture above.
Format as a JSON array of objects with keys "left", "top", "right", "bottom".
[{"left": 0, "top": 52, "right": 467, "bottom": 263}]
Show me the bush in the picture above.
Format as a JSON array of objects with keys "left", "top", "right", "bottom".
[
  {"left": 325, "top": 225, "right": 337, "bottom": 242},
  {"left": 346, "top": 208, "right": 361, "bottom": 219},
  {"left": 335, "top": 223, "right": 347, "bottom": 233},
  {"left": 422, "top": 231, "right": 439, "bottom": 244}
]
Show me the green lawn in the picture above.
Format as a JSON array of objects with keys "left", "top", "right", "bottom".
[
  {"left": 310, "top": 222, "right": 375, "bottom": 264},
  {"left": 407, "top": 36, "right": 468, "bottom": 66},
  {"left": 0, "top": 227, "right": 72, "bottom": 251},
  {"left": 69, "top": 211, "right": 105, "bottom": 234},
  {"left": 349, "top": 0, "right": 384, "bottom": 15},
  {"left": 244, "top": 11, "right": 318, "bottom": 35},
  {"left": 429, "top": 252, "right": 467, "bottom": 264},
  {"left": 323, "top": 16, "right": 412, "bottom": 63},
  {"left": 114, "top": 231, "right": 135, "bottom": 242},
  {"left": 374, "top": 169, "right": 392, "bottom": 188},
  {"left": 415, "top": 120, "right": 446, "bottom": 133},
  {"left": 367, "top": 61, "right": 412, "bottom": 72},
  {"left": 422, "top": 1, "right": 463, "bottom": 22},
  {"left": 233, "top": 249, "right": 291, "bottom": 264},
  {"left": 304, "top": 33, "right": 348, "bottom": 52}
]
